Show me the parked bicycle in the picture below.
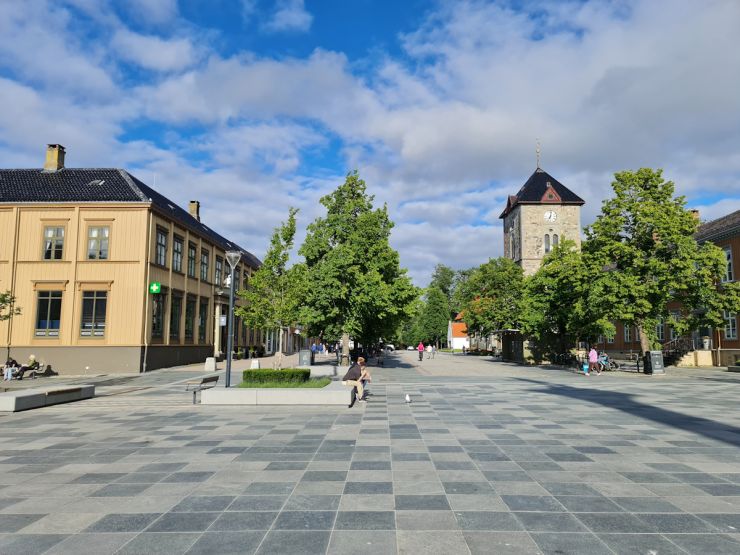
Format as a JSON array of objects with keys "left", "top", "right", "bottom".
[{"left": 597, "top": 352, "right": 619, "bottom": 372}]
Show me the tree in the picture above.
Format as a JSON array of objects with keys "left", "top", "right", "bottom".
[
  {"left": 450, "top": 267, "right": 474, "bottom": 314},
  {"left": 519, "top": 240, "right": 610, "bottom": 358},
  {"left": 418, "top": 287, "right": 450, "bottom": 346},
  {"left": 457, "top": 257, "right": 524, "bottom": 339},
  {"left": 1, "top": 291, "right": 21, "bottom": 360},
  {"left": 299, "top": 171, "right": 417, "bottom": 363},
  {"left": 585, "top": 168, "right": 739, "bottom": 353},
  {"left": 236, "top": 208, "right": 303, "bottom": 369},
  {"left": 429, "top": 264, "right": 455, "bottom": 311}
]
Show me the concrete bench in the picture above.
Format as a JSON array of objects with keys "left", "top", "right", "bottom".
[
  {"left": 0, "top": 385, "right": 95, "bottom": 412},
  {"left": 185, "top": 375, "right": 219, "bottom": 404},
  {"left": 201, "top": 380, "right": 350, "bottom": 406}
]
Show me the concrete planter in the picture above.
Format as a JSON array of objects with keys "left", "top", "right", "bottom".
[
  {"left": 0, "top": 385, "right": 95, "bottom": 412},
  {"left": 201, "top": 380, "right": 350, "bottom": 405}
]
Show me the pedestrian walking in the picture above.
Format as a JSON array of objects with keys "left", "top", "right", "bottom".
[
  {"left": 426, "top": 344, "right": 432, "bottom": 359},
  {"left": 432, "top": 345, "right": 436, "bottom": 359},
  {"left": 417, "top": 342, "right": 424, "bottom": 361},
  {"left": 587, "top": 346, "right": 599, "bottom": 376}
]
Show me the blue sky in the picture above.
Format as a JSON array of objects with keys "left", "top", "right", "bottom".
[{"left": 1, "top": 0, "right": 739, "bottom": 285}]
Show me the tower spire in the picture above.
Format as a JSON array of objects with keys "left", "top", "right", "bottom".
[{"left": 536, "top": 138, "right": 541, "bottom": 169}]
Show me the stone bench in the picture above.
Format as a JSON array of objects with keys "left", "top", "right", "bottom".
[
  {"left": 201, "top": 380, "right": 350, "bottom": 406},
  {"left": 0, "top": 385, "right": 95, "bottom": 412}
]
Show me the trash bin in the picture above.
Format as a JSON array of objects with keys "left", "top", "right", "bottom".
[
  {"left": 644, "top": 350, "right": 665, "bottom": 375},
  {"left": 298, "top": 349, "right": 312, "bottom": 367}
]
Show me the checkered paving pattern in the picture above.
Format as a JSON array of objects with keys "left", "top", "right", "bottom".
[{"left": 0, "top": 362, "right": 739, "bottom": 554}]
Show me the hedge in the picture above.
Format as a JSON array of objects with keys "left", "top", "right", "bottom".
[{"left": 242, "top": 368, "right": 310, "bottom": 383}]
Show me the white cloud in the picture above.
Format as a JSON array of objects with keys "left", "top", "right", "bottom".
[
  {"left": 112, "top": 29, "right": 197, "bottom": 72},
  {"left": 1, "top": 0, "right": 739, "bottom": 286},
  {"left": 122, "top": 0, "right": 178, "bottom": 24},
  {"left": 264, "top": 0, "right": 313, "bottom": 32}
]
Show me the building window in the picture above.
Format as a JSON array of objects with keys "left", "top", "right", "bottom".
[
  {"left": 234, "top": 267, "right": 240, "bottom": 290},
  {"left": 656, "top": 318, "right": 665, "bottom": 342},
  {"left": 87, "top": 226, "right": 109, "bottom": 260},
  {"left": 155, "top": 228, "right": 168, "bottom": 267},
  {"left": 553, "top": 234, "right": 559, "bottom": 248},
  {"left": 199, "top": 299, "right": 208, "bottom": 342},
  {"left": 724, "top": 247, "right": 734, "bottom": 282},
  {"left": 200, "top": 249, "right": 210, "bottom": 281},
  {"left": 185, "top": 297, "right": 196, "bottom": 340},
  {"left": 606, "top": 332, "right": 614, "bottom": 344},
  {"left": 35, "top": 291, "right": 62, "bottom": 336},
  {"left": 623, "top": 324, "right": 631, "bottom": 343},
  {"left": 170, "top": 293, "right": 182, "bottom": 339},
  {"left": 544, "top": 234, "right": 551, "bottom": 254},
  {"left": 670, "top": 311, "right": 680, "bottom": 341},
  {"left": 187, "top": 242, "right": 197, "bottom": 278},
  {"left": 725, "top": 311, "right": 738, "bottom": 340},
  {"left": 152, "top": 290, "right": 166, "bottom": 339},
  {"left": 215, "top": 256, "right": 223, "bottom": 286},
  {"left": 81, "top": 291, "right": 107, "bottom": 337},
  {"left": 173, "top": 235, "right": 184, "bottom": 272},
  {"left": 42, "top": 226, "right": 65, "bottom": 260},
  {"left": 243, "top": 270, "right": 249, "bottom": 290}
]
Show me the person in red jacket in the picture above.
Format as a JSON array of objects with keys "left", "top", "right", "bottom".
[{"left": 417, "top": 342, "right": 424, "bottom": 361}]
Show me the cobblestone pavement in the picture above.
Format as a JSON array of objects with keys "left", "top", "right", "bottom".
[{"left": 0, "top": 352, "right": 739, "bottom": 554}]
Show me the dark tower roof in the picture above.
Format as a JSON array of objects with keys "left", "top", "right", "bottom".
[{"left": 499, "top": 168, "right": 585, "bottom": 218}]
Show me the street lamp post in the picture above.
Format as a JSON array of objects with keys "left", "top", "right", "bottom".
[{"left": 225, "top": 251, "right": 242, "bottom": 388}]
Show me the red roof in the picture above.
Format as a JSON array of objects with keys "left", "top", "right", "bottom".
[{"left": 450, "top": 321, "right": 468, "bottom": 338}]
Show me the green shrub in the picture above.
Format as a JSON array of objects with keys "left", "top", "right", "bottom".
[{"left": 242, "top": 368, "right": 310, "bottom": 383}]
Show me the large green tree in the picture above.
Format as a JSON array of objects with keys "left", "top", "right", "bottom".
[
  {"left": 519, "top": 240, "right": 610, "bottom": 358},
  {"left": 1, "top": 291, "right": 21, "bottom": 359},
  {"left": 457, "top": 257, "right": 524, "bottom": 339},
  {"left": 236, "top": 208, "right": 304, "bottom": 369},
  {"left": 429, "top": 264, "right": 455, "bottom": 311},
  {"left": 418, "top": 286, "right": 450, "bottom": 346},
  {"left": 585, "top": 168, "right": 739, "bottom": 352},
  {"left": 299, "top": 171, "right": 417, "bottom": 363}
]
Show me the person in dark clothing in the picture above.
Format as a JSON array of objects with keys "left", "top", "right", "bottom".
[
  {"left": 343, "top": 357, "right": 368, "bottom": 408},
  {"left": 16, "top": 355, "right": 40, "bottom": 380}
]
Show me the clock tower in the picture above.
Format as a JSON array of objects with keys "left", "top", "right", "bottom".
[{"left": 500, "top": 167, "right": 584, "bottom": 276}]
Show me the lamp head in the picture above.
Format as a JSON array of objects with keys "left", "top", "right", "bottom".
[{"left": 225, "top": 250, "right": 241, "bottom": 270}]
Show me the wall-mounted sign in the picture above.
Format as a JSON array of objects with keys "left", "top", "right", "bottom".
[
  {"left": 148, "top": 282, "right": 161, "bottom": 294},
  {"left": 220, "top": 315, "right": 227, "bottom": 327}
]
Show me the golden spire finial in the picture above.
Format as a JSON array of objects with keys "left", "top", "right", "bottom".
[{"left": 536, "top": 138, "right": 541, "bottom": 168}]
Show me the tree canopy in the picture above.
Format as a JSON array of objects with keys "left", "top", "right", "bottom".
[
  {"left": 585, "top": 168, "right": 739, "bottom": 351},
  {"left": 299, "top": 171, "right": 417, "bottom": 357},
  {"left": 235, "top": 208, "right": 303, "bottom": 368},
  {"left": 417, "top": 286, "right": 450, "bottom": 345},
  {"left": 457, "top": 257, "right": 524, "bottom": 338}
]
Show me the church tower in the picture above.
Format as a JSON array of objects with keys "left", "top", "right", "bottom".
[{"left": 500, "top": 167, "right": 585, "bottom": 276}]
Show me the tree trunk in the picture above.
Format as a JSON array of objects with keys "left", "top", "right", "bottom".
[
  {"left": 276, "top": 324, "right": 284, "bottom": 370},
  {"left": 637, "top": 323, "right": 651, "bottom": 355},
  {"left": 341, "top": 332, "right": 350, "bottom": 366}
]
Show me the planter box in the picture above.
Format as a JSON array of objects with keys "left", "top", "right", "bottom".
[
  {"left": 201, "top": 380, "right": 350, "bottom": 405},
  {"left": 0, "top": 385, "right": 95, "bottom": 412}
]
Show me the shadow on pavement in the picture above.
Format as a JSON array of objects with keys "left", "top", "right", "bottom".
[{"left": 515, "top": 377, "right": 740, "bottom": 448}]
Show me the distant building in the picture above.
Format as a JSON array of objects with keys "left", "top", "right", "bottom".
[
  {"left": 0, "top": 144, "right": 296, "bottom": 374},
  {"left": 447, "top": 319, "right": 469, "bottom": 351}
]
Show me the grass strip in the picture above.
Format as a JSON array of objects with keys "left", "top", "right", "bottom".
[{"left": 238, "top": 378, "right": 331, "bottom": 389}]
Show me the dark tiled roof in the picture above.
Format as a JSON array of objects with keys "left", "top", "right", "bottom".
[
  {"left": 499, "top": 168, "right": 585, "bottom": 218},
  {"left": 0, "top": 167, "right": 261, "bottom": 268},
  {"left": 695, "top": 209, "right": 740, "bottom": 242}
]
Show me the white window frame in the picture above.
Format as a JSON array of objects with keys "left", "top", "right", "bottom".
[
  {"left": 723, "top": 247, "right": 734, "bottom": 282},
  {"left": 623, "top": 324, "right": 631, "bottom": 343},
  {"left": 724, "top": 311, "right": 737, "bottom": 340}
]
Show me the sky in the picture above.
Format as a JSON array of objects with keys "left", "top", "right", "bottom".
[{"left": 1, "top": 0, "right": 739, "bottom": 286}]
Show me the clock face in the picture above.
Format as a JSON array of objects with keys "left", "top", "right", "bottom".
[{"left": 544, "top": 210, "right": 557, "bottom": 222}]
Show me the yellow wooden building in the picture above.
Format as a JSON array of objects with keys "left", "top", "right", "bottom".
[{"left": 0, "top": 144, "right": 269, "bottom": 374}]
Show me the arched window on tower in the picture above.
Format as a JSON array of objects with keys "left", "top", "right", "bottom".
[
  {"left": 544, "top": 234, "right": 551, "bottom": 253},
  {"left": 553, "top": 234, "right": 559, "bottom": 248}
]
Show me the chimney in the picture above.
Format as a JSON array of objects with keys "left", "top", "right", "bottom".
[
  {"left": 44, "top": 144, "right": 65, "bottom": 172},
  {"left": 689, "top": 209, "right": 700, "bottom": 221},
  {"left": 189, "top": 200, "right": 200, "bottom": 222}
]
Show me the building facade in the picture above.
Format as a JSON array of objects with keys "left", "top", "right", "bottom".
[{"left": 0, "top": 144, "right": 275, "bottom": 374}]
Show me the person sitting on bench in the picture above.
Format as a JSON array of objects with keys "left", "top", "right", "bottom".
[
  {"left": 16, "top": 355, "right": 40, "bottom": 380},
  {"left": 3, "top": 358, "right": 19, "bottom": 381}
]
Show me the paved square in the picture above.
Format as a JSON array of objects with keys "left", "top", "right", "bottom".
[{"left": 0, "top": 352, "right": 739, "bottom": 553}]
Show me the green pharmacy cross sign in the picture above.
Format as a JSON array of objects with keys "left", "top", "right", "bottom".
[{"left": 148, "top": 282, "right": 161, "bottom": 294}]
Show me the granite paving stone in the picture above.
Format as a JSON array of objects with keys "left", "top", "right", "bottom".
[{"left": 0, "top": 353, "right": 738, "bottom": 554}]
